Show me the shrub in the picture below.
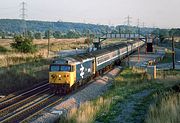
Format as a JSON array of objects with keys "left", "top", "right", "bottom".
[
  {"left": 84, "top": 38, "right": 93, "bottom": 45},
  {"left": 11, "top": 36, "right": 37, "bottom": 53}
]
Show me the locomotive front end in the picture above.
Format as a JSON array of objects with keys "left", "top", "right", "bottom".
[{"left": 49, "top": 64, "right": 76, "bottom": 94}]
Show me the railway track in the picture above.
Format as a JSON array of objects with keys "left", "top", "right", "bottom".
[
  {"left": 0, "top": 93, "right": 61, "bottom": 123},
  {"left": 0, "top": 82, "right": 49, "bottom": 110},
  {"left": 0, "top": 81, "right": 61, "bottom": 123},
  {"left": 0, "top": 88, "right": 50, "bottom": 119},
  {"left": 21, "top": 97, "right": 64, "bottom": 123}
]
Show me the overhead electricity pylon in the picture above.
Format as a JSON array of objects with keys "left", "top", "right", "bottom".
[{"left": 20, "top": 1, "right": 27, "bottom": 37}]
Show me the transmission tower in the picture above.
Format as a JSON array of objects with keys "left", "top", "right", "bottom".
[
  {"left": 137, "top": 18, "right": 140, "bottom": 28},
  {"left": 125, "top": 15, "right": 132, "bottom": 26},
  {"left": 20, "top": 1, "right": 27, "bottom": 37},
  {"left": 142, "top": 22, "right": 145, "bottom": 28},
  {"left": 137, "top": 18, "right": 140, "bottom": 36}
]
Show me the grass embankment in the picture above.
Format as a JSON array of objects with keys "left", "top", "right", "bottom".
[
  {"left": 0, "top": 54, "right": 51, "bottom": 95},
  {"left": 0, "top": 39, "right": 52, "bottom": 95},
  {"left": 146, "top": 70, "right": 180, "bottom": 123},
  {"left": 146, "top": 92, "right": 180, "bottom": 123},
  {"left": 0, "top": 46, "right": 9, "bottom": 53},
  {"left": 61, "top": 68, "right": 180, "bottom": 123}
]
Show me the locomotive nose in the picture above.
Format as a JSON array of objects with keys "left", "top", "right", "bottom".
[
  {"left": 49, "top": 72, "right": 71, "bottom": 84},
  {"left": 51, "top": 74, "right": 56, "bottom": 78}
]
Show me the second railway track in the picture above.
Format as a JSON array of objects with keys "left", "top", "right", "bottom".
[
  {"left": 0, "top": 88, "right": 50, "bottom": 119},
  {"left": 0, "top": 82, "right": 49, "bottom": 110},
  {"left": 0, "top": 93, "right": 61, "bottom": 123}
]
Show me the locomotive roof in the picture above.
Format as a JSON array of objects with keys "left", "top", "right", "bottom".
[{"left": 90, "top": 43, "right": 127, "bottom": 57}]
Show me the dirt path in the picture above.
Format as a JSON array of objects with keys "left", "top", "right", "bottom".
[{"left": 112, "top": 89, "right": 153, "bottom": 123}]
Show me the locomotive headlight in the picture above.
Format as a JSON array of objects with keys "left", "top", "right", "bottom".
[
  {"left": 59, "top": 75, "right": 61, "bottom": 78},
  {"left": 51, "top": 75, "right": 55, "bottom": 78}
]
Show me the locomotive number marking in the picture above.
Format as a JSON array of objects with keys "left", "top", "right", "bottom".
[{"left": 80, "top": 64, "right": 85, "bottom": 78}]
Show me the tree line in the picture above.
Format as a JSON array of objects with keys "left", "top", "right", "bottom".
[{"left": 0, "top": 19, "right": 162, "bottom": 39}]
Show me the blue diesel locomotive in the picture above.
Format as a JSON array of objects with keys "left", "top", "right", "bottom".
[{"left": 49, "top": 40, "right": 144, "bottom": 94}]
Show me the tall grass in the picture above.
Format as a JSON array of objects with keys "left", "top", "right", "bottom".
[
  {"left": 146, "top": 93, "right": 180, "bottom": 123},
  {"left": 61, "top": 68, "right": 156, "bottom": 123},
  {"left": 156, "top": 70, "right": 180, "bottom": 88},
  {"left": 0, "top": 58, "right": 50, "bottom": 95},
  {"left": 145, "top": 70, "right": 180, "bottom": 123},
  {"left": 62, "top": 97, "right": 112, "bottom": 123},
  {"left": 61, "top": 68, "right": 180, "bottom": 123},
  {"left": 0, "top": 46, "right": 9, "bottom": 53},
  {"left": 50, "top": 42, "right": 87, "bottom": 51},
  {"left": 0, "top": 49, "right": 51, "bottom": 95}
]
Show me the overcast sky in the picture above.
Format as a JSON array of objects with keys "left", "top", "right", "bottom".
[{"left": 0, "top": 0, "right": 179, "bottom": 28}]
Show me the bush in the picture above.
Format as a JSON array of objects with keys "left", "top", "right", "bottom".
[
  {"left": 11, "top": 36, "right": 37, "bottom": 53},
  {"left": 84, "top": 38, "right": 93, "bottom": 44}
]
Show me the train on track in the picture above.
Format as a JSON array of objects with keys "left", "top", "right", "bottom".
[{"left": 49, "top": 40, "right": 145, "bottom": 94}]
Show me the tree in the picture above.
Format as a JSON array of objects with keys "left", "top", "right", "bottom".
[
  {"left": 169, "top": 28, "right": 180, "bottom": 37},
  {"left": 44, "top": 30, "right": 50, "bottom": 39},
  {"left": 66, "top": 30, "right": 81, "bottom": 38},
  {"left": 11, "top": 36, "right": 37, "bottom": 53},
  {"left": 0, "top": 31, "right": 5, "bottom": 39},
  {"left": 34, "top": 32, "right": 42, "bottom": 39},
  {"left": 159, "top": 29, "right": 169, "bottom": 43},
  {"left": 152, "top": 29, "right": 169, "bottom": 43},
  {"left": 53, "top": 31, "right": 62, "bottom": 39},
  {"left": 27, "top": 31, "right": 34, "bottom": 39}
]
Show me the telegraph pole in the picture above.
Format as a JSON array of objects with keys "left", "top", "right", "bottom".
[
  {"left": 172, "top": 36, "right": 175, "bottom": 69},
  {"left": 137, "top": 19, "right": 140, "bottom": 63},
  {"left": 20, "top": 1, "right": 27, "bottom": 37},
  {"left": 119, "top": 26, "right": 121, "bottom": 38},
  {"left": 48, "top": 29, "right": 50, "bottom": 57}
]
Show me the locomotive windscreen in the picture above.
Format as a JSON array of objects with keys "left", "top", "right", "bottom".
[{"left": 50, "top": 65, "right": 71, "bottom": 72}]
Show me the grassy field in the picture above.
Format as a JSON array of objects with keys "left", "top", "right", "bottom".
[
  {"left": 0, "top": 38, "right": 85, "bottom": 95},
  {"left": 61, "top": 68, "right": 180, "bottom": 123}
]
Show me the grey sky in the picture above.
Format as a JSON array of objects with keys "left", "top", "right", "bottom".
[{"left": 0, "top": 0, "right": 179, "bottom": 28}]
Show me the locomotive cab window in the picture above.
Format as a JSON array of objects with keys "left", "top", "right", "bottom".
[
  {"left": 50, "top": 65, "right": 60, "bottom": 71},
  {"left": 61, "top": 65, "right": 71, "bottom": 72},
  {"left": 50, "top": 65, "right": 72, "bottom": 72}
]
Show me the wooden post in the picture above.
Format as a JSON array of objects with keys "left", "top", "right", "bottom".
[
  {"left": 138, "top": 46, "right": 140, "bottom": 63},
  {"left": 145, "top": 36, "right": 147, "bottom": 54},
  {"left": 48, "top": 30, "right": 50, "bottom": 57},
  {"left": 154, "top": 65, "right": 156, "bottom": 79},
  {"left": 172, "top": 36, "right": 175, "bottom": 69}
]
